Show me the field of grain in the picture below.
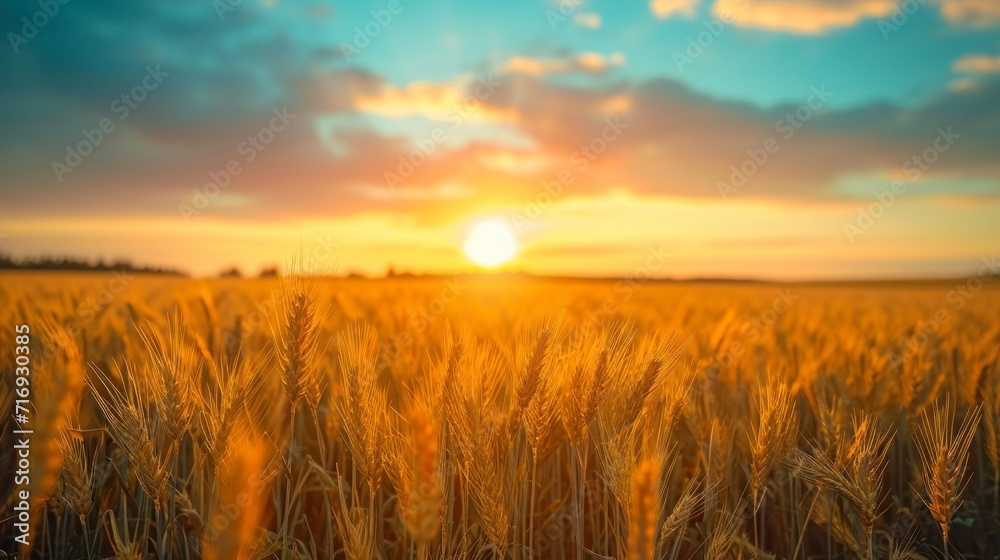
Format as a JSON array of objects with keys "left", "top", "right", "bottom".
[{"left": 1, "top": 272, "right": 998, "bottom": 559}]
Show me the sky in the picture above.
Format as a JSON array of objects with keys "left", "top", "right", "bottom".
[{"left": 1, "top": 0, "right": 999, "bottom": 279}]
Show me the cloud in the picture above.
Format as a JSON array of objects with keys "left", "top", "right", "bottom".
[
  {"left": 953, "top": 54, "right": 1000, "bottom": 73},
  {"left": 344, "top": 76, "right": 520, "bottom": 129},
  {"left": 936, "top": 0, "right": 1000, "bottom": 25},
  {"left": 713, "top": 0, "right": 896, "bottom": 34},
  {"left": 951, "top": 54, "right": 1000, "bottom": 91},
  {"left": 355, "top": 182, "right": 474, "bottom": 201},
  {"left": 353, "top": 82, "right": 467, "bottom": 118},
  {"left": 6, "top": 62, "right": 1000, "bottom": 227},
  {"left": 650, "top": 0, "right": 699, "bottom": 19},
  {"left": 573, "top": 12, "right": 602, "bottom": 29},
  {"left": 949, "top": 77, "right": 979, "bottom": 92},
  {"left": 476, "top": 149, "right": 555, "bottom": 175},
  {"left": 500, "top": 52, "right": 625, "bottom": 77},
  {"left": 1, "top": 0, "right": 997, "bottom": 231},
  {"left": 324, "top": 72, "right": 1000, "bottom": 225}
]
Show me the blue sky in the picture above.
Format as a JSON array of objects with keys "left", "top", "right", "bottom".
[{"left": 338, "top": 0, "right": 969, "bottom": 106}]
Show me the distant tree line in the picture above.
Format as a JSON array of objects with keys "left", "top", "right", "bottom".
[{"left": 0, "top": 254, "right": 187, "bottom": 275}]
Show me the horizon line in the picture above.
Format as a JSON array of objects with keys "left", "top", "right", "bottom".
[{"left": 2, "top": 267, "right": 993, "bottom": 286}]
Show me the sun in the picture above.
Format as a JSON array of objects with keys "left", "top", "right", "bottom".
[{"left": 464, "top": 221, "right": 517, "bottom": 268}]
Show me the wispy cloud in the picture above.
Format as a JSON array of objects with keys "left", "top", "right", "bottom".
[
  {"left": 953, "top": 54, "right": 1000, "bottom": 73},
  {"left": 936, "top": 0, "right": 1000, "bottom": 25},
  {"left": 713, "top": 0, "right": 896, "bottom": 34},
  {"left": 650, "top": 0, "right": 699, "bottom": 19},
  {"left": 500, "top": 52, "right": 625, "bottom": 77}
]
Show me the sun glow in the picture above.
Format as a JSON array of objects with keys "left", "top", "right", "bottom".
[{"left": 464, "top": 221, "right": 517, "bottom": 268}]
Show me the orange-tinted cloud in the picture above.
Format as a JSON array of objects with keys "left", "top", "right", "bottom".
[
  {"left": 573, "top": 12, "right": 603, "bottom": 29},
  {"left": 501, "top": 52, "right": 625, "bottom": 77},
  {"left": 7, "top": 69, "right": 999, "bottom": 230},
  {"left": 651, "top": 0, "right": 699, "bottom": 19},
  {"left": 936, "top": 0, "right": 1000, "bottom": 25},
  {"left": 713, "top": 0, "right": 896, "bottom": 34},
  {"left": 3, "top": 34, "right": 999, "bottom": 254},
  {"left": 354, "top": 82, "right": 465, "bottom": 118},
  {"left": 953, "top": 54, "right": 1000, "bottom": 73}
]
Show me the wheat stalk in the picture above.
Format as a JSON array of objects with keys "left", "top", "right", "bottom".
[
  {"left": 749, "top": 380, "right": 797, "bottom": 511},
  {"left": 913, "top": 398, "right": 981, "bottom": 559},
  {"left": 56, "top": 425, "right": 93, "bottom": 522},
  {"left": 626, "top": 458, "right": 661, "bottom": 560},
  {"left": 136, "top": 317, "right": 198, "bottom": 444},
  {"left": 274, "top": 278, "right": 323, "bottom": 412},
  {"left": 337, "top": 322, "right": 388, "bottom": 495},
  {"left": 88, "top": 363, "right": 169, "bottom": 508}
]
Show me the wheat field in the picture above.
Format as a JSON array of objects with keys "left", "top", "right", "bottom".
[{"left": 1, "top": 272, "right": 998, "bottom": 559}]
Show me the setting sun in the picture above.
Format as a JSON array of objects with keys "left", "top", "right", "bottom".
[{"left": 464, "top": 221, "right": 517, "bottom": 268}]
